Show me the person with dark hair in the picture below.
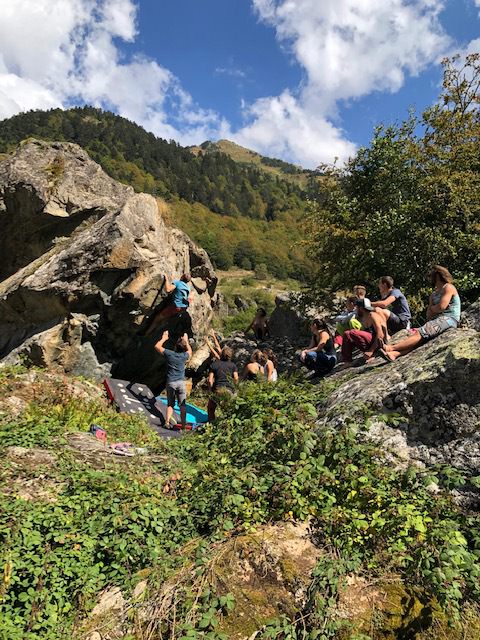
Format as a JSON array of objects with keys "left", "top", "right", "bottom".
[
  {"left": 299, "top": 319, "right": 337, "bottom": 377},
  {"left": 145, "top": 273, "right": 197, "bottom": 336},
  {"left": 380, "top": 266, "right": 460, "bottom": 362},
  {"left": 241, "top": 349, "right": 268, "bottom": 381},
  {"left": 341, "top": 299, "right": 389, "bottom": 367},
  {"left": 371, "top": 276, "right": 411, "bottom": 334},
  {"left": 263, "top": 348, "right": 278, "bottom": 382},
  {"left": 245, "top": 308, "right": 270, "bottom": 340},
  {"left": 155, "top": 330, "right": 192, "bottom": 429},
  {"left": 207, "top": 346, "right": 239, "bottom": 421}
]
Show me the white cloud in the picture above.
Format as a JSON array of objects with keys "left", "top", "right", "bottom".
[
  {"left": 232, "top": 0, "right": 452, "bottom": 166},
  {"left": 234, "top": 90, "right": 356, "bottom": 168},
  {"left": 0, "top": 0, "right": 226, "bottom": 144},
  {"left": 0, "top": 0, "right": 472, "bottom": 168}
]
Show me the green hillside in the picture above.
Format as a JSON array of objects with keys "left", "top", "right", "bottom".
[
  {"left": 189, "top": 139, "right": 315, "bottom": 188},
  {"left": 0, "top": 107, "right": 314, "bottom": 278}
]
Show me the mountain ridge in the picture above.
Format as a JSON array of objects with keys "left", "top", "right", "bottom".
[{"left": 0, "top": 107, "right": 314, "bottom": 279}]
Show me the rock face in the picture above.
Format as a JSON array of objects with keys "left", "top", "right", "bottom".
[
  {"left": 318, "top": 322, "right": 480, "bottom": 479},
  {"left": 269, "top": 293, "right": 310, "bottom": 339},
  {"left": 0, "top": 140, "right": 217, "bottom": 390}
]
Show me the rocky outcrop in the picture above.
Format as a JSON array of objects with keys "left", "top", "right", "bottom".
[
  {"left": 0, "top": 140, "right": 217, "bottom": 390},
  {"left": 318, "top": 322, "right": 480, "bottom": 481},
  {"left": 269, "top": 293, "right": 310, "bottom": 339}
]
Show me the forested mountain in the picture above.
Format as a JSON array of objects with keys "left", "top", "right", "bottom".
[
  {"left": 189, "top": 139, "right": 315, "bottom": 188},
  {"left": 0, "top": 107, "right": 315, "bottom": 278}
]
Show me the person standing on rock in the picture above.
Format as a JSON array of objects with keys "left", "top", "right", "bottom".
[
  {"left": 379, "top": 266, "right": 461, "bottom": 362},
  {"left": 155, "top": 330, "right": 192, "bottom": 429},
  {"left": 371, "top": 276, "right": 412, "bottom": 335},
  {"left": 145, "top": 274, "right": 193, "bottom": 336}
]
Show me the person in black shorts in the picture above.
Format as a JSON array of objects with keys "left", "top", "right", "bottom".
[
  {"left": 207, "top": 346, "right": 239, "bottom": 421},
  {"left": 371, "top": 276, "right": 411, "bottom": 334}
]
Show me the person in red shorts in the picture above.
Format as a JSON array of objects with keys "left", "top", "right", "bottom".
[{"left": 340, "top": 298, "right": 389, "bottom": 367}]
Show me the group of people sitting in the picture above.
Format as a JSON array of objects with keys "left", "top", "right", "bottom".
[
  {"left": 206, "top": 330, "right": 278, "bottom": 420},
  {"left": 300, "top": 265, "right": 461, "bottom": 378},
  {"left": 152, "top": 264, "right": 461, "bottom": 427}
]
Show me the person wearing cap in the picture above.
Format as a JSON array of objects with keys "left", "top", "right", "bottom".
[
  {"left": 371, "top": 276, "right": 411, "bottom": 334},
  {"left": 340, "top": 298, "right": 388, "bottom": 366}
]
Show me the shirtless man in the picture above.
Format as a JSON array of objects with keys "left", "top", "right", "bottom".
[{"left": 340, "top": 298, "right": 389, "bottom": 366}]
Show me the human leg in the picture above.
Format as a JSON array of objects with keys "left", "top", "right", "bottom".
[
  {"left": 313, "top": 353, "right": 336, "bottom": 376},
  {"left": 381, "top": 333, "right": 423, "bottom": 361},
  {"left": 145, "top": 305, "right": 181, "bottom": 336},
  {"left": 341, "top": 330, "right": 373, "bottom": 362},
  {"left": 166, "top": 385, "right": 175, "bottom": 425},
  {"left": 303, "top": 351, "right": 318, "bottom": 371},
  {"left": 173, "top": 381, "right": 187, "bottom": 429},
  {"left": 207, "top": 396, "right": 217, "bottom": 422}
]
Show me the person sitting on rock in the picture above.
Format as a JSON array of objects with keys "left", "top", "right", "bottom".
[
  {"left": 245, "top": 308, "right": 270, "bottom": 341},
  {"left": 371, "top": 276, "right": 412, "bottom": 334},
  {"left": 353, "top": 284, "right": 367, "bottom": 300},
  {"left": 379, "top": 265, "right": 461, "bottom": 362},
  {"left": 340, "top": 299, "right": 389, "bottom": 367},
  {"left": 207, "top": 346, "right": 239, "bottom": 421},
  {"left": 333, "top": 295, "right": 363, "bottom": 347},
  {"left": 241, "top": 349, "right": 268, "bottom": 381},
  {"left": 145, "top": 273, "right": 194, "bottom": 336},
  {"left": 299, "top": 319, "right": 337, "bottom": 377},
  {"left": 155, "top": 330, "right": 192, "bottom": 430},
  {"left": 263, "top": 348, "right": 278, "bottom": 382}
]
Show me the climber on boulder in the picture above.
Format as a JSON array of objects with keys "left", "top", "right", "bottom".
[{"left": 145, "top": 273, "right": 206, "bottom": 336}]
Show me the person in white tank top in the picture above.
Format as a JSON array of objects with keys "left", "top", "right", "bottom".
[{"left": 263, "top": 348, "right": 278, "bottom": 382}]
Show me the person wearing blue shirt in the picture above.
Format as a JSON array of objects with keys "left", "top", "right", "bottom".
[
  {"left": 145, "top": 273, "right": 196, "bottom": 336},
  {"left": 371, "top": 276, "right": 412, "bottom": 334}
]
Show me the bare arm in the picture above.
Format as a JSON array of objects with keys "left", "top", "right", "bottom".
[
  {"left": 309, "top": 331, "right": 329, "bottom": 352},
  {"left": 154, "top": 330, "right": 169, "bottom": 355},
  {"left": 208, "top": 371, "right": 215, "bottom": 390},
  {"left": 211, "top": 330, "right": 221, "bottom": 352},
  {"left": 429, "top": 285, "right": 455, "bottom": 316},
  {"left": 372, "top": 294, "right": 396, "bottom": 309},
  {"left": 266, "top": 360, "right": 274, "bottom": 381},
  {"left": 233, "top": 371, "right": 239, "bottom": 385},
  {"left": 182, "top": 333, "right": 193, "bottom": 359},
  {"left": 164, "top": 275, "right": 175, "bottom": 294},
  {"left": 206, "top": 337, "right": 221, "bottom": 360}
]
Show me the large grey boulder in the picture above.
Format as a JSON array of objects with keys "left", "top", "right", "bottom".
[
  {"left": 0, "top": 140, "right": 217, "bottom": 390},
  {"left": 318, "top": 325, "right": 480, "bottom": 478},
  {"left": 269, "top": 293, "right": 310, "bottom": 339}
]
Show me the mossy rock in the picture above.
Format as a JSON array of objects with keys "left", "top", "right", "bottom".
[
  {"left": 336, "top": 578, "right": 445, "bottom": 639},
  {"left": 215, "top": 522, "right": 321, "bottom": 639}
]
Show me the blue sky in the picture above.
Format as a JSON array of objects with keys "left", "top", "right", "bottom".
[{"left": 0, "top": 0, "right": 479, "bottom": 167}]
